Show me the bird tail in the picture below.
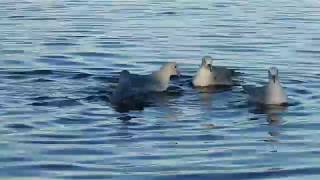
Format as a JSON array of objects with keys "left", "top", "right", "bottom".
[{"left": 119, "top": 70, "right": 130, "bottom": 84}]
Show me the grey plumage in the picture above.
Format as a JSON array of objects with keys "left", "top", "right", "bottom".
[
  {"left": 192, "top": 56, "right": 234, "bottom": 87},
  {"left": 243, "top": 67, "right": 288, "bottom": 105},
  {"left": 110, "top": 62, "right": 179, "bottom": 107}
]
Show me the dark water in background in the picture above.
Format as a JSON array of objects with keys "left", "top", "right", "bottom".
[{"left": 1, "top": 0, "right": 320, "bottom": 179}]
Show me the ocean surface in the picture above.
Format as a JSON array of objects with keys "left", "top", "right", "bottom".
[{"left": 1, "top": 0, "right": 320, "bottom": 179}]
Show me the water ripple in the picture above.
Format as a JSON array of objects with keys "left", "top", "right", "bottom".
[{"left": 0, "top": 0, "right": 319, "bottom": 179}]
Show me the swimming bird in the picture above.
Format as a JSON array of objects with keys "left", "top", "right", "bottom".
[
  {"left": 243, "top": 67, "right": 288, "bottom": 105},
  {"left": 110, "top": 62, "right": 180, "bottom": 106},
  {"left": 192, "top": 56, "right": 234, "bottom": 87}
]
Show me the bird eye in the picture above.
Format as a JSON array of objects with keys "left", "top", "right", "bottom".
[{"left": 174, "top": 66, "right": 177, "bottom": 69}]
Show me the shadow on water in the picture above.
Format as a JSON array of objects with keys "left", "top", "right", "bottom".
[
  {"left": 247, "top": 103, "right": 290, "bottom": 153},
  {"left": 109, "top": 85, "right": 184, "bottom": 113},
  {"left": 193, "top": 85, "right": 233, "bottom": 93},
  {"left": 248, "top": 102, "right": 289, "bottom": 127},
  {"left": 29, "top": 97, "right": 83, "bottom": 107},
  {"left": 108, "top": 73, "right": 239, "bottom": 113},
  {"left": 249, "top": 104, "right": 288, "bottom": 116}
]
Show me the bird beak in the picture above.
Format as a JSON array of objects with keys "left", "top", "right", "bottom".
[{"left": 208, "top": 64, "right": 212, "bottom": 72}]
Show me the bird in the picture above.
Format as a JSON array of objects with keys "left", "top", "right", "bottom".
[
  {"left": 110, "top": 62, "right": 180, "bottom": 106},
  {"left": 243, "top": 67, "right": 288, "bottom": 105},
  {"left": 192, "top": 56, "right": 234, "bottom": 87}
]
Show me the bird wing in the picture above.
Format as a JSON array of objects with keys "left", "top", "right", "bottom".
[
  {"left": 211, "top": 67, "right": 233, "bottom": 85},
  {"left": 111, "top": 71, "right": 148, "bottom": 105},
  {"left": 213, "top": 66, "right": 234, "bottom": 76},
  {"left": 243, "top": 85, "right": 266, "bottom": 103},
  {"left": 126, "top": 73, "right": 159, "bottom": 91}
]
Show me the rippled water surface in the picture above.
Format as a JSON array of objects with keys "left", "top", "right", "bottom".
[{"left": 1, "top": 0, "right": 320, "bottom": 179}]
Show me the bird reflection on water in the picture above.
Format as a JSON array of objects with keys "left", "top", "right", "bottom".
[{"left": 250, "top": 104, "right": 288, "bottom": 152}]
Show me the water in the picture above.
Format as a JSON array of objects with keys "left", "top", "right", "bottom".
[{"left": 1, "top": 0, "right": 320, "bottom": 179}]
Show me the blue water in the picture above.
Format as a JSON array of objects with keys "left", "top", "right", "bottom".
[{"left": 1, "top": 0, "right": 320, "bottom": 179}]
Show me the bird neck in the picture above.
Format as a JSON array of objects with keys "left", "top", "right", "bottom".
[
  {"left": 152, "top": 70, "right": 171, "bottom": 87},
  {"left": 267, "top": 79, "right": 286, "bottom": 99},
  {"left": 267, "top": 78, "right": 280, "bottom": 87},
  {"left": 199, "top": 66, "right": 212, "bottom": 75}
]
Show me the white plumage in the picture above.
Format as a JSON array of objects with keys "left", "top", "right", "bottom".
[{"left": 192, "top": 56, "right": 234, "bottom": 87}]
